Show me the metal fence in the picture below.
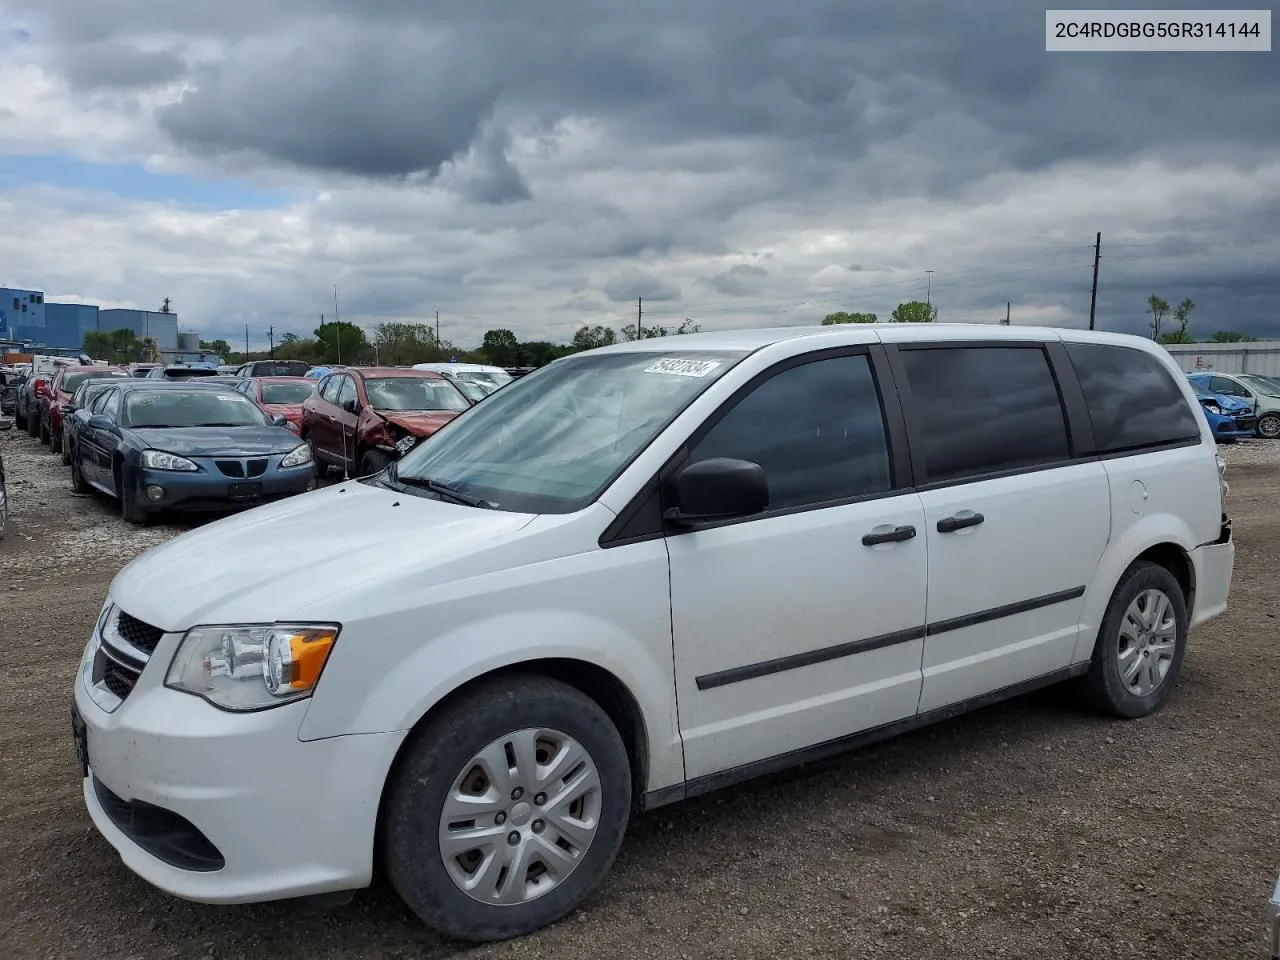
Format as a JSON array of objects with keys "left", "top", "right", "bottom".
[{"left": 1162, "top": 341, "right": 1280, "bottom": 377}]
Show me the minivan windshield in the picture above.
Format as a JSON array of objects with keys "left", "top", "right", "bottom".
[
  {"left": 393, "top": 350, "right": 745, "bottom": 513},
  {"left": 123, "top": 390, "right": 268, "bottom": 428}
]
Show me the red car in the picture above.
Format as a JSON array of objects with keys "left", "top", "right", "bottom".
[
  {"left": 300, "top": 367, "right": 472, "bottom": 477},
  {"left": 235, "top": 376, "right": 315, "bottom": 434},
  {"left": 43, "top": 365, "right": 129, "bottom": 451}
]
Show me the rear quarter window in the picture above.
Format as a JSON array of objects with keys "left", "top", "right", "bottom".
[{"left": 1065, "top": 342, "right": 1202, "bottom": 453}]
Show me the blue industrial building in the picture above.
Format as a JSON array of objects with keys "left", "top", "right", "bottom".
[
  {"left": 2, "top": 284, "right": 191, "bottom": 355},
  {"left": 99, "top": 309, "right": 178, "bottom": 350},
  {"left": 0, "top": 286, "right": 47, "bottom": 342},
  {"left": 44, "top": 303, "right": 102, "bottom": 350}
]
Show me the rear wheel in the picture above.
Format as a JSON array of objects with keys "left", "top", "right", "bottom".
[
  {"left": 27, "top": 412, "right": 39, "bottom": 438},
  {"left": 384, "top": 676, "right": 632, "bottom": 942},
  {"left": 1082, "top": 561, "right": 1187, "bottom": 718},
  {"left": 39, "top": 419, "right": 50, "bottom": 446},
  {"left": 70, "top": 448, "right": 89, "bottom": 494}
]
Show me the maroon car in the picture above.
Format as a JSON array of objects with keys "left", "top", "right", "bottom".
[
  {"left": 236, "top": 376, "right": 315, "bottom": 435},
  {"left": 300, "top": 367, "right": 471, "bottom": 476}
]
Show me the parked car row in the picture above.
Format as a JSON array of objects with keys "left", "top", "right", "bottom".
[{"left": 1187, "top": 371, "right": 1280, "bottom": 439}]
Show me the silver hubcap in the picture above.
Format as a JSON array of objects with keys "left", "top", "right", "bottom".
[
  {"left": 1118, "top": 588, "right": 1177, "bottom": 696},
  {"left": 439, "top": 727, "right": 602, "bottom": 906},
  {"left": 1260, "top": 416, "right": 1280, "bottom": 438}
]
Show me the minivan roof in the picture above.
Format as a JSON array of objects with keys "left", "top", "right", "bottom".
[{"left": 583, "top": 323, "right": 1163, "bottom": 355}]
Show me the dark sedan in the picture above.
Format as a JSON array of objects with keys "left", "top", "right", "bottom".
[{"left": 70, "top": 381, "right": 318, "bottom": 523}]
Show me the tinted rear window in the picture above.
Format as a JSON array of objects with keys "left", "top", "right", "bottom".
[{"left": 1065, "top": 342, "right": 1201, "bottom": 453}]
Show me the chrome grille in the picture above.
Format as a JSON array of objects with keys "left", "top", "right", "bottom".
[{"left": 115, "top": 611, "right": 163, "bottom": 656}]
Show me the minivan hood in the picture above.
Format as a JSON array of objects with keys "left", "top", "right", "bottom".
[
  {"left": 108, "top": 481, "right": 536, "bottom": 630},
  {"left": 379, "top": 410, "right": 460, "bottom": 435},
  {"left": 131, "top": 426, "right": 302, "bottom": 457}
]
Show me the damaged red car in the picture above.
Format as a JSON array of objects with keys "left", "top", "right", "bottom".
[
  {"left": 300, "top": 367, "right": 472, "bottom": 477},
  {"left": 236, "top": 376, "right": 315, "bottom": 434}
]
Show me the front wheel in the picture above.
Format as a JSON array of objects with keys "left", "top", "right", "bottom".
[
  {"left": 116, "top": 467, "right": 149, "bottom": 524},
  {"left": 1257, "top": 412, "right": 1280, "bottom": 440},
  {"left": 1081, "top": 561, "right": 1187, "bottom": 719},
  {"left": 383, "top": 676, "right": 632, "bottom": 942}
]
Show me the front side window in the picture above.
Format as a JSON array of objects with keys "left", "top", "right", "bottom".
[
  {"left": 1210, "top": 375, "right": 1249, "bottom": 397},
  {"left": 394, "top": 350, "right": 745, "bottom": 513},
  {"left": 900, "top": 345, "right": 1070, "bottom": 483},
  {"left": 122, "top": 390, "right": 267, "bottom": 428},
  {"left": 1066, "top": 342, "right": 1202, "bottom": 453},
  {"left": 319, "top": 376, "right": 342, "bottom": 404},
  {"left": 687, "top": 354, "right": 893, "bottom": 510},
  {"left": 365, "top": 377, "right": 470, "bottom": 412}
]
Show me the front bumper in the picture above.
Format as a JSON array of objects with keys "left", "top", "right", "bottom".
[
  {"left": 74, "top": 626, "right": 402, "bottom": 904},
  {"left": 135, "top": 463, "right": 314, "bottom": 512}
]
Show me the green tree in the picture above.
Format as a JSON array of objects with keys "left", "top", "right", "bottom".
[
  {"left": 891, "top": 300, "right": 937, "bottom": 323},
  {"left": 314, "top": 321, "right": 370, "bottom": 365},
  {"left": 1208, "top": 330, "right": 1258, "bottom": 343},
  {"left": 1147, "top": 294, "right": 1170, "bottom": 341},
  {"left": 84, "top": 328, "right": 148, "bottom": 364},
  {"left": 822, "top": 311, "right": 878, "bottom": 325},
  {"left": 621, "top": 317, "right": 700, "bottom": 341},
  {"left": 520, "top": 341, "right": 570, "bottom": 367},
  {"left": 570, "top": 325, "right": 617, "bottom": 351},
  {"left": 1172, "top": 298, "right": 1196, "bottom": 341},
  {"left": 374, "top": 322, "right": 440, "bottom": 366},
  {"left": 199, "top": 339, "right": 232, "bottom": 357},
  {"left": 481, "top": 328, "right": 520, "bottom": 366}
]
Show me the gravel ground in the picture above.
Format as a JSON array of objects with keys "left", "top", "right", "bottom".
[{"left": 2, "top": 428, "right": 1279, "bottom": 960}]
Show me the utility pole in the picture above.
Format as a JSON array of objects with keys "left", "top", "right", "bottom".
[
  {"left": 334, "top": 284, "right": 341, "bottom": 365},
  {"left": 637, "top": 297, "right": 643, "bottom": 340},
  {"left": 1004, "top": 301, "right": 1011, "bottom": 325},
  {"left": 244, "top": 324, "right": 249, "bottom": 356},
  {"left": 926, "top": 270, "right": 934, "bottom": 306},
  {"left": 1088, "top": 231, "right": 1101, "bottom": 330},
  {"left": 436, "top": 310, "right": 440, "bottom": 348},
  {"left": 267, "top": 326, "right": 274, "bottom": 358}
]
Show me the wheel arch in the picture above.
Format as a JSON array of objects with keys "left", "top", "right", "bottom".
[{"left": 370, "top": 657, "right": 651, "bottom": 874}]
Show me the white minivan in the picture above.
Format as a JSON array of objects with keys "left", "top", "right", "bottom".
[{"left": 73, "top": 324, "right": 1234, "bottom": 941}]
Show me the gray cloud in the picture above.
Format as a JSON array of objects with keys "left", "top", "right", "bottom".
[
  {"left": 1, "top": 0, "right": 1278, "bottom": 346},
  {"left": 58, "top": 41, "right": 185, "bottom": 90},
  {"left": 603, "top": 268, "right": 680, "bottom": 303}
]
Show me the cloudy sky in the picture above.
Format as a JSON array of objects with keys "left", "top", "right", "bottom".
[{"left": 0, "top": 0, "right": 1277, "bottom": 351}]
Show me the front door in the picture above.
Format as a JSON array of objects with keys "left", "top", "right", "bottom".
[
  {"left": 666, "top": 349, "right": 928, "bottom": 781},
  {"left": 333, "top": 375, "right": 360, "bottom": 469},
  {"left": 890, "top": 342, "right": 1111, "bottom": 712}
]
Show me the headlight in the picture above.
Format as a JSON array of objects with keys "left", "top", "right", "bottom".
[
  {"left": 395, "top": 434, "right": 417, "bottom": 456},
  {"left": 165, "top": 623, "right": 340, "bottom": 711},
  {"left": 141, "top": 449, "right": 198, "bottom": 471},
  {"left": 280, "top": 443, "right": 312, "bottom": 468},
  {"left": 1203, "top": 403, "right": 1222, "bottom": 415}
]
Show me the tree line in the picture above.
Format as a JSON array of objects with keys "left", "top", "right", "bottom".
[
  {"left": 1146, "top": 295, "right": 1256, "bottom": 344},
  {"left": 820, "top": 300, "right": 938, "bottom": 325},
  {"left": 83, "top": 317, "right": 704, "bottom": 369}
]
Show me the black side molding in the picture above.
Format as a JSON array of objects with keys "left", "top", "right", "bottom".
[
  {"left": 640, "top": 662, "right": 1091, "bottom": 813},
  {"left": 692, "top": 585, "right": 1086, "bottom": 691},
  {"left": 695, "top": 625, "right": 927, "bottom": 691}
]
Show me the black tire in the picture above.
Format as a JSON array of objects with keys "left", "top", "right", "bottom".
[
  {"left": 1256, "top": 412, "right": 1280, "bottom": 440},
  {"left": 1081, "top": 561, "right": 1188, "bottom": 719},
  {"left": 51, "top": 428, "right": 63, "bottom": 457},
  {"left": 39, "top": 419, "right": 50, "bottom": 446},
  {"left": 115, "top": 465, "right": 149, "bottom": 524},
  {"left": 384, "top": 675, "right": 632, "bottom": 943},
  {"left": 70, "top": 448, "right": 89, "bottom": 495},
  {"left": 359, "top": 449, "right": 392, "bottom": 476},
  {"left": 27, "top": 412, "right": 39, "bottom": 438},
  {"left": 60, "top": 430, "right": 73, "bottom": 465}
]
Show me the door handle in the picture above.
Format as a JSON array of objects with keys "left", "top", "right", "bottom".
[
  {"left": 937, "top": 512, "right": 984, "bottom": 533},
  {"left": 862, "top": 525, "right": 916, "bottom": 546}
]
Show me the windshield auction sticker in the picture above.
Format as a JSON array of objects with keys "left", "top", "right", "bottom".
[{"left": 643, "top": 358, "right": 722, "bottom": 377}]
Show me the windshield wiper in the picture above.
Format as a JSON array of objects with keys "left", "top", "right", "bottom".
[{"left": 389, "top": 463, "right": 493, "bottom": 508}]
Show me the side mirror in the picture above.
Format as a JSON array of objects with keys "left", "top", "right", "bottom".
[
  {"left": 272, "top": 414, "right": 288, "bottom": 426},
  {"left": 87, "top": 415, "right": 114, "bottom": 431},
  {"left": 665, "top": 457, "right": 768, "bottom": 527},
  {"left": 342, "top": 399, "right": 357, "bottom": 414}
]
